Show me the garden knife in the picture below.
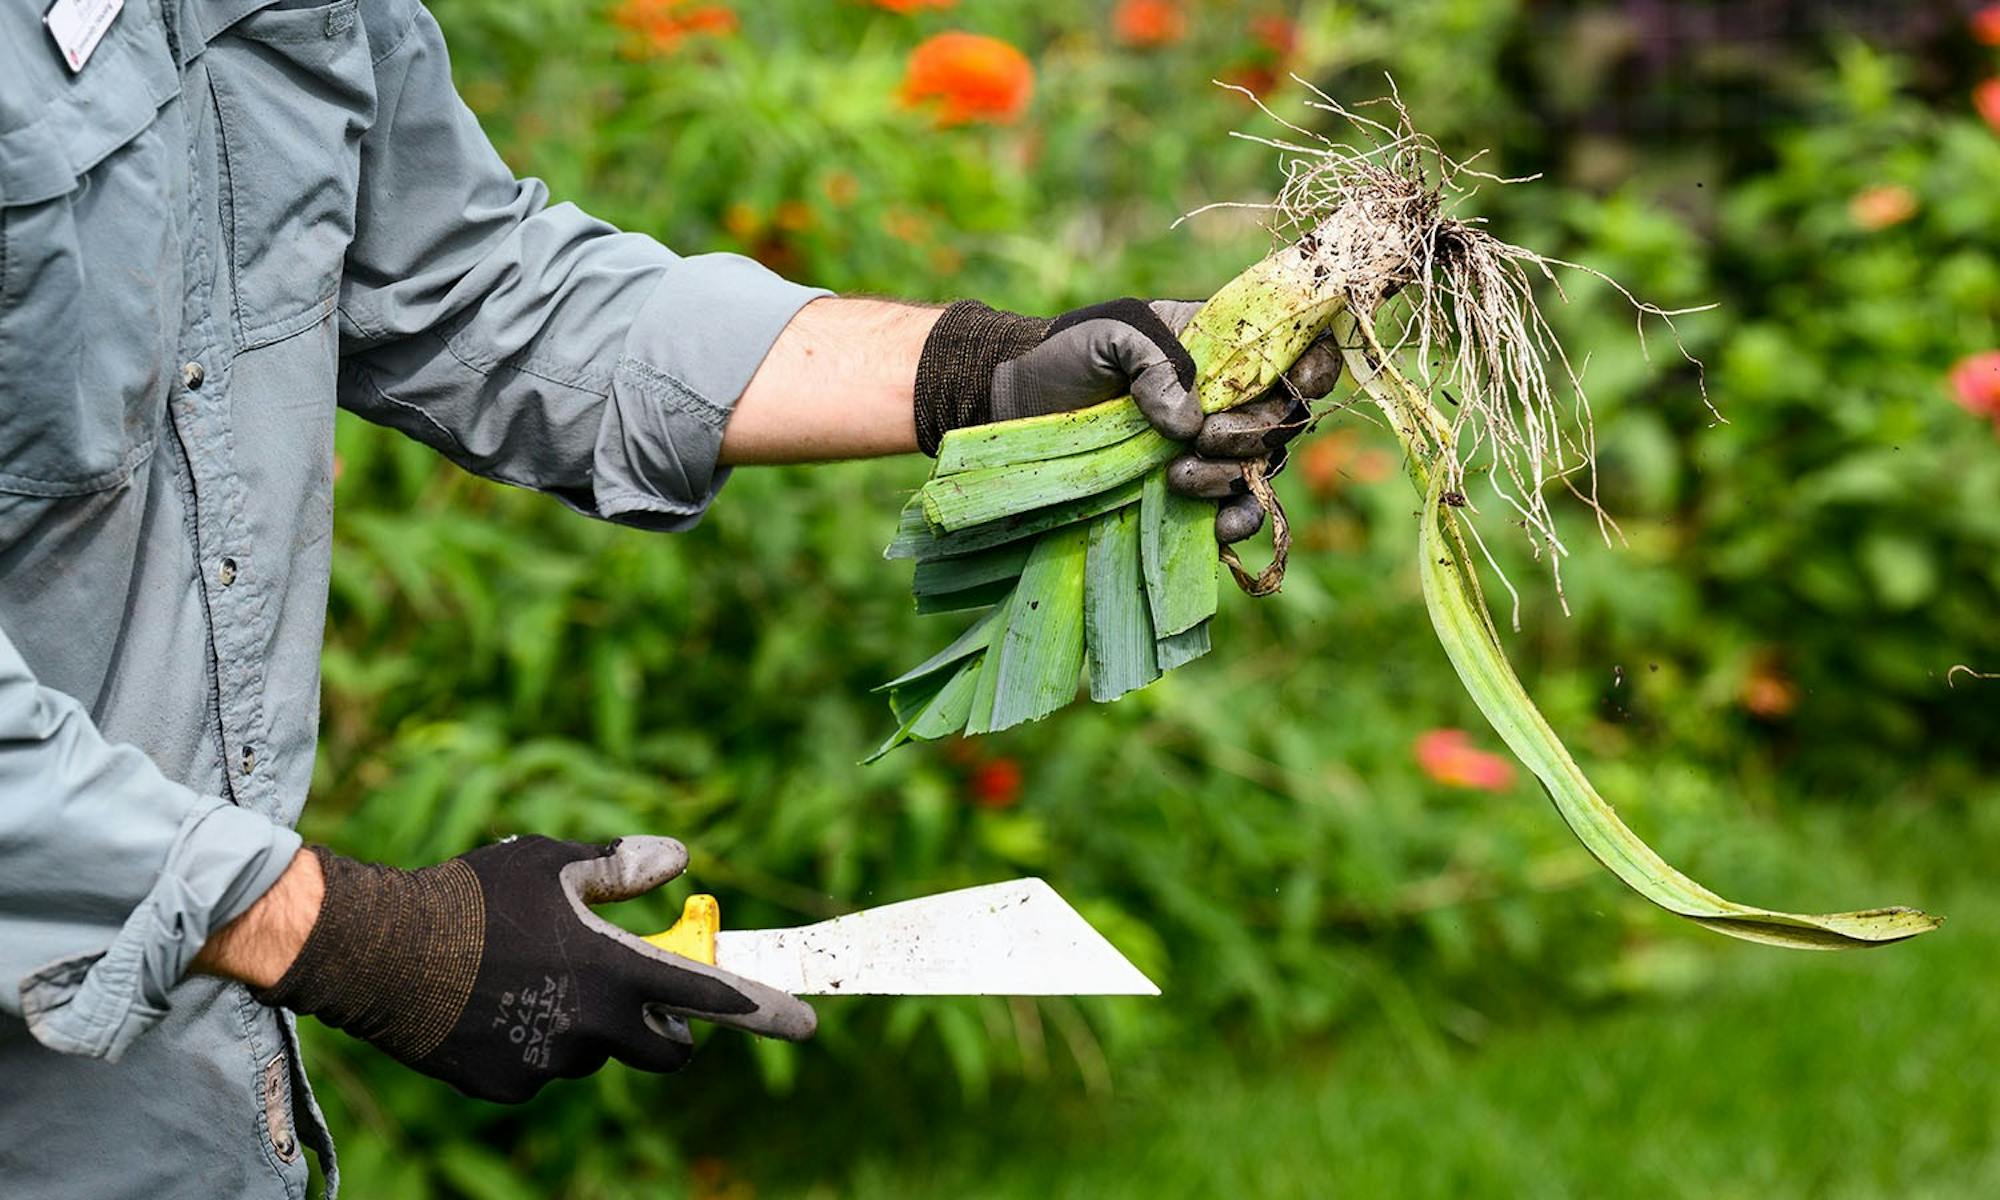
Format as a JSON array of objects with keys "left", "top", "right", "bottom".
[{"left": 642, "top": 878, "right": 1159, "bottom": 996}]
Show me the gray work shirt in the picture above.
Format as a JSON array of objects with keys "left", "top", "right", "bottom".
[{"left": 0, "top": 0, "right": 822, "bottom": 1194}]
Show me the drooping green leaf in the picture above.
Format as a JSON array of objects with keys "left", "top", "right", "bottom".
[
  {"left": 1154, "top": 620, "right": 1211, "bottom": 671},
  {"left": 888, "top": 672, "right": 950, "bottom": 726},
  {"left": 986, "top": 523, "right": 1090, "bottom": 732},
  {"left": 1414, "top": 432, "right": 1941, "bottom": 948},
  {"left": 915, "top": 581, "right": 1015, "bottom": 615},
  {"left": 962, "top": 588, "right": 1014, "bottom": 737},
  {"left": 912, "top": 542, "right": 1032, "bottom": 599},
  {"left": 910, "top": 656, "right": 984, "bottom": 740},
  {"left": 865, "top": 654, "right": 988, "bottom": 763},
  {"left": 885, "top": 479, "right": 1144, "bottom": 562},
  {"left": 1139, "top": 467, "right": 1219, "bottom": 639},
  {"left": 867, "top": 671, "right": 953, "bottom": 764},
  {"left": 1084, "top": 507, "right": 1160, "bottom": 702},
  {"left": 874, "top": 605, "right": 1003, "bottom": 693}
]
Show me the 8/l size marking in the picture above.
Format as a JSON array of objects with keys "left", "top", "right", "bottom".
[{"left": 44, "top": 0, "right": 123, "bottom": 74}]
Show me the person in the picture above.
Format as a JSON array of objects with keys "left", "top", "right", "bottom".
[{"left": 0, "top": 1, "right": 1337, "bottom": 1196}]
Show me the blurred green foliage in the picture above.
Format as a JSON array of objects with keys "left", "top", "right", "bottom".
[{"left": 302, "top": 1, "right": 2000, "bottom": 1196}]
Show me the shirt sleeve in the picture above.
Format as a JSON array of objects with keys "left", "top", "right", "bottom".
[
  {"left": 335, "top": 4, "right": 826, "bottom": 531},
  {"left": 0, "top": 625, "right": 301, "bottom": 1060}
]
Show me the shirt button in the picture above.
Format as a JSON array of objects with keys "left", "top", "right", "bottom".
[
  {"left": 181, "top": 361, "right": 206, "bottom": 390},
  {"left": 218, "top": 557, "right": 238, "bottom": 587},
  {"left": 241, "top": 746, "right": 256, "bottom": 775}
]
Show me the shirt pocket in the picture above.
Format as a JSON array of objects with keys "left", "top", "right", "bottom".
[
  {"left": 203, "top": 0, "right": 375, "bottom": 350},
  {"left": 0, "top": 7, "right": 183, "bottom": 499}
]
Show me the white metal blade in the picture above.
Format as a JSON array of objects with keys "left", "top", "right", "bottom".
[{"left": 713, "top": 878, "right": 1160, "bottom": 996}]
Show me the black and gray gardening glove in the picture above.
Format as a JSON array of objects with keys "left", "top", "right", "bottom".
[
  {"left": 913, "top": 298, "right": 1343, "bottom": 543},
  {"left": 258, "top": 835, "right": 814, "bottom": 1104}
]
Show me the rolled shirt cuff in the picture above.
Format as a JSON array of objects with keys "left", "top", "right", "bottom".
[
  {"left": 20, "top": 798, "right": 302, "bottom": 1060},
  {"left": 590, "top": 252, "right": 829, "bottom": 530}
]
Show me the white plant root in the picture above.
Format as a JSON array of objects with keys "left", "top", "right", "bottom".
[{"left": 1180, "top": 77, "right": 1713, "bottom": 621}]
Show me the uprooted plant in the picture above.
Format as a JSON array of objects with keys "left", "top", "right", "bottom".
[{"left": 872, "top": 81, "right": 1940, "bottom": 950}]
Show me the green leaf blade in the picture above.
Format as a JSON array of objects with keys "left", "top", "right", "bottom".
[
  {"left": 1414, "top": 474, "right": 1941, "bottom": 949},
  {"left": 921, "top": 431, "right": 1177, "bottom": 532},
  {"left": 1084, "top": 507, "right": 1161, "bottom": 702},
  {"left": 886, "top": 480, "right": 1144, "bottom": 562},
  {"left": 986, "top": 523, "right": 1090, "bottom": 732},
  {"left": 1140, "top": 467, "right": 1219, "bottom": 639},
  {"left": 935, "top": 397, "right": 1153, "bottom": 475},
  {"left": 874, "top": 605, "right": 1004, "bottom": 694},
  {"left": 911, "top": 542, "right": 1033, "bottom": 599},
  {"left": 1154, "top": 620, "right": 1210, "bottom": 671}
]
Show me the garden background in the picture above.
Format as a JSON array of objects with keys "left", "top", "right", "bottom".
[{"left": 303, "top": 1, "right": 2000, "bottom": 1196}]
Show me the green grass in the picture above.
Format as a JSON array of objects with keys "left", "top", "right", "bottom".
[{"left": 733, "top": 810, "right": 1998, "bottom": 1200}]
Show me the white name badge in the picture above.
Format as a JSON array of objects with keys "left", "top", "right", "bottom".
[{"left": 44, "top": 0, "right": 125, "bottom": 74}]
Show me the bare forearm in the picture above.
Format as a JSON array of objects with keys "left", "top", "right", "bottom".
[
  {"left": 720, "top": 297, "right": 941, "bottom": 464},
  {"left": 192, "top": 847, "right": 324, "bottom": 990}
]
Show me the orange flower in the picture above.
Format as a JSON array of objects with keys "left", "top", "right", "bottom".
[
  {"left": 1113, "top": 0, "right": 1186, "bottom": 47},
  {"left": 1739, "top": 655, "right": 1797, "bottom": 719},
  {"left": 1297, "top": 429, "right": 1392, "bottom": 499},
  {"left": 822, "top": 170, "right": 861, "bottom": 206},
  {"left": 1413, "top": 729, "right": 1515, "bottom": 792},
  {"left": 1977, "top": 78, "right": 2000, "bottom": 133},
  {"left": 610, "top": 0, "right": 737, "bottom": 57},
  {"left": 970, "top": 758, "right": 1023, "bottom": 809},
  {"left": 900, "top": 32, "right": 1034, "bottom": 126},
  {"left": 872, "top": 0, "right": 955, "bottom": 11},
  {"left": 928, "top": 244, "right": 965, "bottom": 275},
  {"left": 1973, "top": 4, "right": 2000, "bottom": 46},
  {"left": 773, "top": 200, "right": 815, "bottom": 233},
  {"left": 1847, "top": 183, "right": 1917, "bottom": 231},
  {"left": 1949, "top": 351, "right": 2000, "bottom": 420},
  {"left": 881, "top": 206, "right": 933, "bottom": 243},
  {"left": 722, "top": 201, "right": 761, "bottom": 241}
]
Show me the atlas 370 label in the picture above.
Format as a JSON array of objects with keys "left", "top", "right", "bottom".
[
  {"left": 493, "top": 974, "right": 576, "bottom": 1068},
  {"left": 44, "top": 0, "right": 123, "bottom": 74}
]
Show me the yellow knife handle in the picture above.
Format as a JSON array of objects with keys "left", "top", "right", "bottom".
[{"left": 643, "top": 894, "right": 720, "bottom": 965}]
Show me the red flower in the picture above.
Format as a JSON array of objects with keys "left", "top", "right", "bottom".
[
  {"left": 1221, "top": 63, "right": 1281, "bottom": 97},
  {"left": 969, "top": 758, "right": 1023, "bottom": 809},
  {"left": 1972, "top": 4, "right": 2000, "bottom": 46},
  {"left": 1113, "top": 0, "right": 1186, "bottom": 47},
  {"left": 1413, "top": 729, "right": 1515, "bottom": 792},
  {"left": 901, "top": 32, "right": 1035, "bottom": 125},
  {"left": 1977, "top": 78, "right": 2000, "bottom": 133},
  {"left": 610, "top": 0, "right": 737, "bottom": 57},
  {"left": 1220, "top": 12, "right": 1297, "bottom": 97},
  {"left": 1248, "top": 13, "right": 1297, "bottom": 57},
  {"left": 1949, "top": 351, "right": 2000, "bottom": 420},
  {"left": 872, "top": 0, "right": 955, "bottom": 11}
]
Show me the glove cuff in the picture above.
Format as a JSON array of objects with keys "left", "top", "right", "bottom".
[
  {"left": 256, "top": 846, "right": 485, "bottom": 1064},
  {"left": 912, "top": 300, "right": 1051, "bottom": 456}
]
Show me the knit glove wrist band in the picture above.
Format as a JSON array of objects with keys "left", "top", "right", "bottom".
[
  {"left": 257, "top": 846, "right": 482, "bottom": 1063},
  {"left": 912, "top": 300, "right": 1051, "bottom": 455}
]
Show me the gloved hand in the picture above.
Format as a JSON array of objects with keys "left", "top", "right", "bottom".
[
  {"left": 257, "top": 835, "right": 814, "bottom": 1103},
  {"left": 913, "top": 298, "right": 1343, "bottom": 543}
]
